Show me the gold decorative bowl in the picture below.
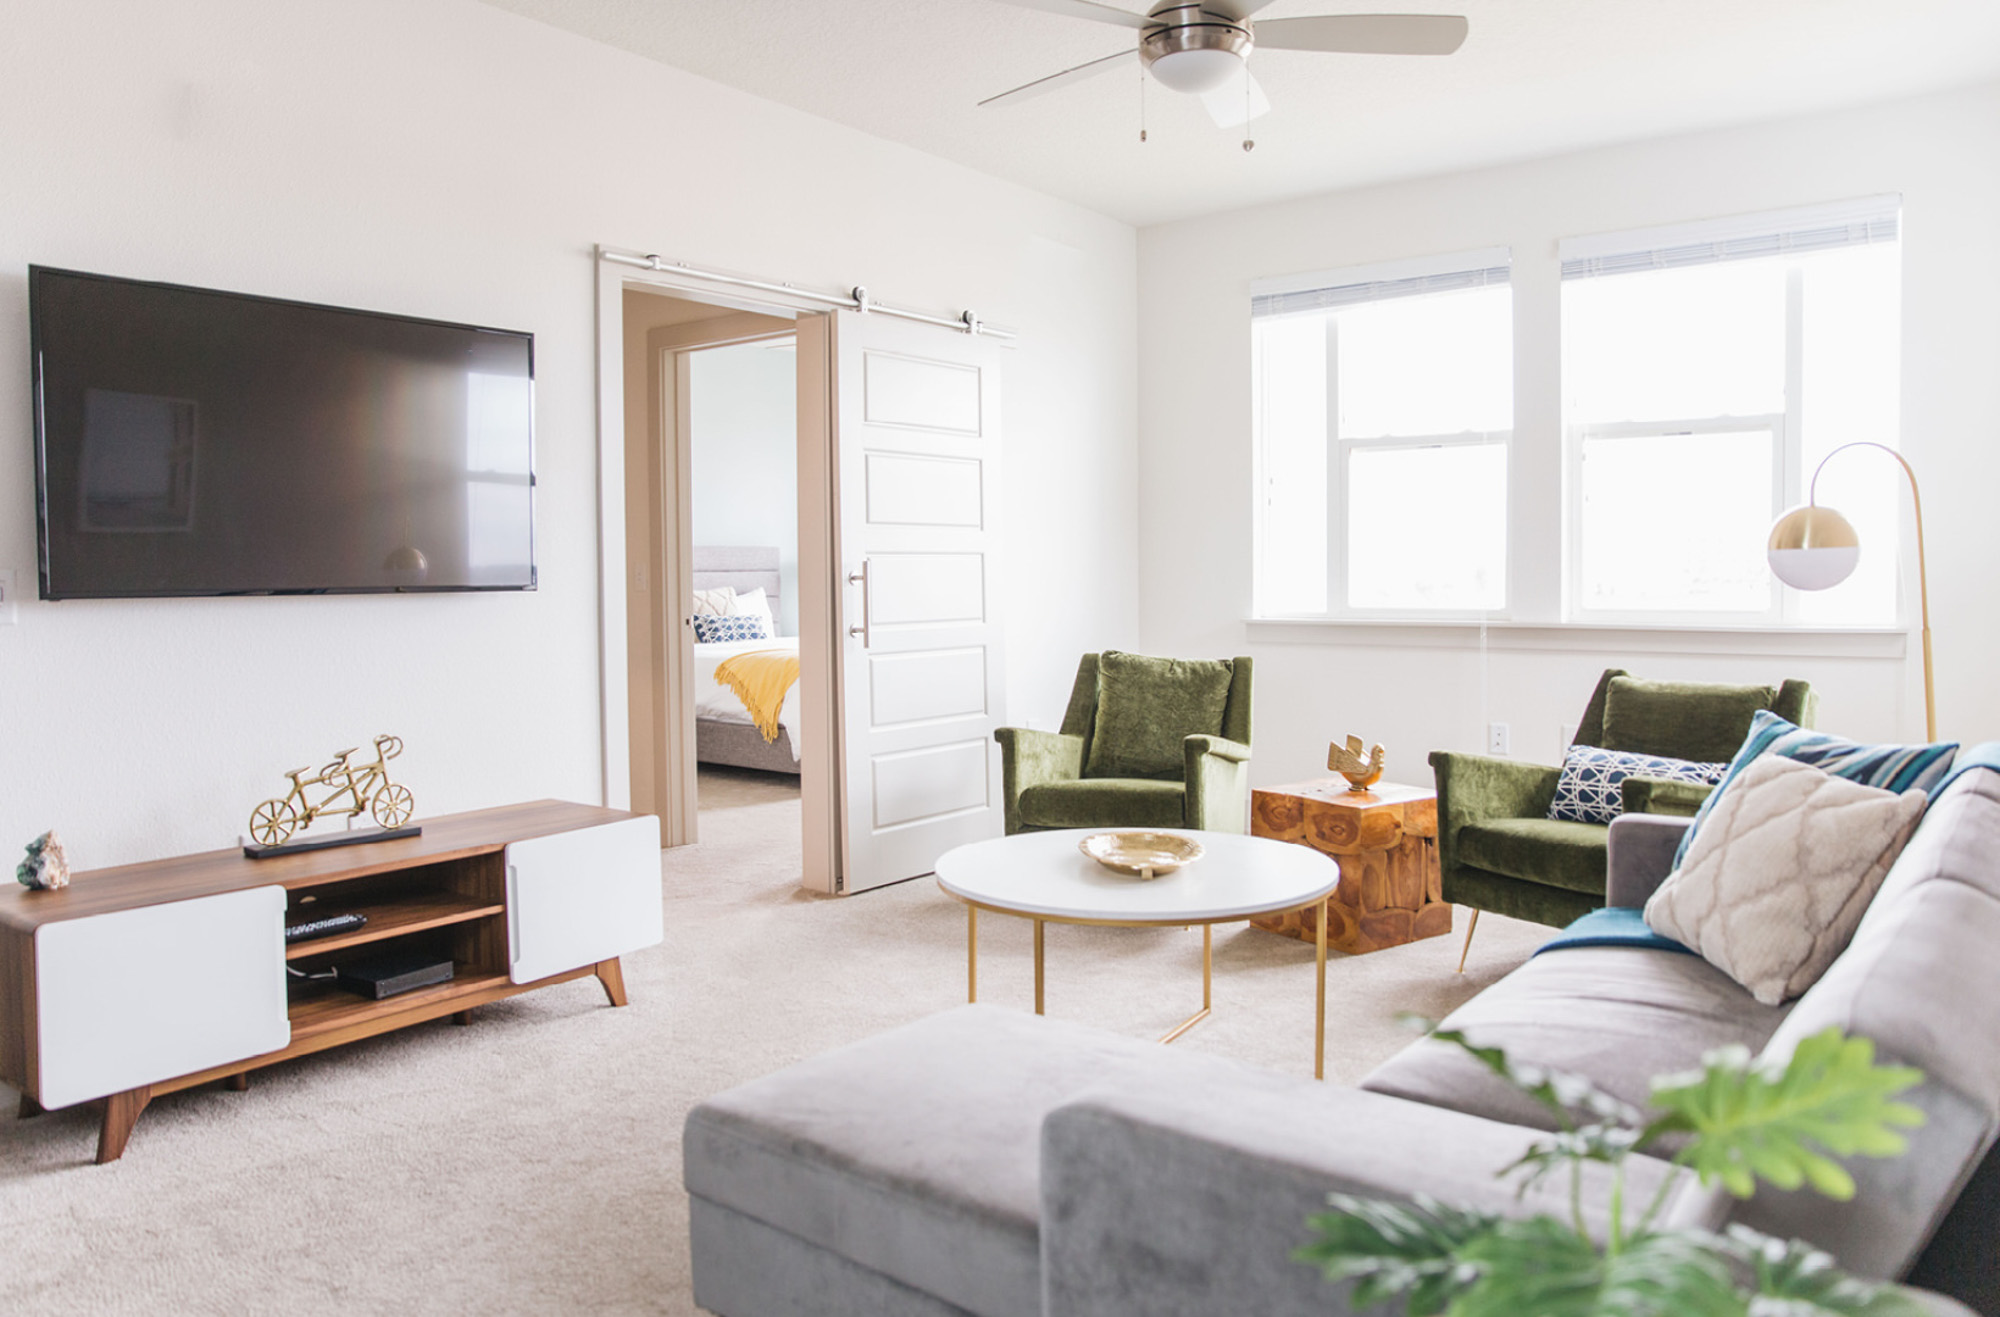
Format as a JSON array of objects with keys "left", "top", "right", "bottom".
[{"left": 1078, "top": 831, "right": 1205, "bottom": 880}]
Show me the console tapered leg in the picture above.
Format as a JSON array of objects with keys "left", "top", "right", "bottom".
[
  {"left": 97, "top": 1086, "right": 151, "bottom": 1164},
  {"left": 451, "top": 1010, "right": 475, "bottom": 1026},
  {"left": 226, "top": 1073, "right": 249, "bottom": 1092},
  {"left": 595, "top": 958, "right": 629, "bottom": 1008},
  {"left": 17, "top": 1093, "right": 45, "bottom": 1119}
]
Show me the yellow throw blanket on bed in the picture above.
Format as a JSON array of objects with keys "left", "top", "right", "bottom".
[{"left": 714, "top": 648, "right": 800, "bottom": 744}]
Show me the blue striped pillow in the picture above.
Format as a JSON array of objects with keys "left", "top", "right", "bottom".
[
  {"left": 692, "top": 613, "right": 772, "bottom": 644},
  {"left": 1672, "top": 710, "right": 1957, "bottom": 867}
]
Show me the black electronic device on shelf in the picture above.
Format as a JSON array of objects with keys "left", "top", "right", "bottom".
[{"left": 335, "top": 952, "right": 456, "bottom": 1000}]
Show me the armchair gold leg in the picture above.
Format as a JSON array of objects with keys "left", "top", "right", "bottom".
[{"left": 1455, "top": 909, "right": 1480, "bottom": 974}]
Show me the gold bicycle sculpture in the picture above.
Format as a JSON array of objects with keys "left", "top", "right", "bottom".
[{"left": 248, "top": 734, "right": 416, "bottom": 847}]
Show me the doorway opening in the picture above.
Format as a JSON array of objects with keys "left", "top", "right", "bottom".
[
  {"left": 619, "top": 285, "right": 824, "bottom": 881},
  {"left": 684, "top": 337, "right": 802, "bottom": 831}
]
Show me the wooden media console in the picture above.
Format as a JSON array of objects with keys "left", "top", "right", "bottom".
[{"left": 0, "top": 800, "right": 662, "bottom": 1162}]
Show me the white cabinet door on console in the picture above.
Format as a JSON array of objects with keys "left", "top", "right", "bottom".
[
  {"left": 506, "top": 816, "right": 663, "bottom": 985},
  {"left": 35, "top": 886, "right": 290, "bottom": 1110}
]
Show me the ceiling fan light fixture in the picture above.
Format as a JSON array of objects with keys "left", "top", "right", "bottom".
[
  {"left": 1139, "top": 15, "right": 1252, "bottom": 94},
  {"left": 1148, "top": 46, "right": 1242, "bottom": 93}
]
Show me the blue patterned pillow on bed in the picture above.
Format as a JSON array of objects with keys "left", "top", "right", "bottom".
[
  {"left": 1546, "top": 745, "right": 1728, "bottom": 826},
  {"left": 693, "top": 613, "right": 772, "bottom": 643}
]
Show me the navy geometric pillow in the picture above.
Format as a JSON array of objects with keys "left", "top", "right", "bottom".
[
  {"left": 692, "top": 613, "right": 772, "bottom": 644},
  {"left": 1546, "top": 745, "right": 1728, "bottom": 826}
]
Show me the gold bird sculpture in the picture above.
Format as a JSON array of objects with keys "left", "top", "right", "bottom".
[{"left": 1327, "top": 734, "right": 1386, "bottom": 793}]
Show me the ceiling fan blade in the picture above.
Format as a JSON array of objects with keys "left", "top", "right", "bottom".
[
  {"left": 1253, "top": 14, "right": 1468, "bottom": 55},
  {"left": 978, "top": 0, "right": 1151, "bottom": 30},
  {"left": 1201, "top": 66, "right": 1271, "bottom": 127},
  {"left": 979, "top": 49, "right": 1138, "bottom": 108}
]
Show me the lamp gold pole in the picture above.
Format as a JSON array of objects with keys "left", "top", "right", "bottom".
[{"left": 1766, "top": 441, "right": 1933, "bottom": 741}]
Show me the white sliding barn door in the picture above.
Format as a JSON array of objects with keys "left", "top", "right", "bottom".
[{"left": 832, "top": 311, "right": 1004, "bottom": 892}]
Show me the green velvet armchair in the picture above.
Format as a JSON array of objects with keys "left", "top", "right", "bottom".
[
  {"left": 995, "top": 652, "right": 1253, "bottom": 836},
  {"left": 1429, "top": 668, "right": 1816, "bottom": 969}
]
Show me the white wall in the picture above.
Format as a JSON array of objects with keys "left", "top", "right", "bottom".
[
  {"left": 1137, "top": 82, "right": 2000, "bottom": 789},
  {"left": 689, "top": 341, "right": 800, "bottom": 636},
  {"left": 0, "top": 0, "right": 1138, "bottom": 867}
]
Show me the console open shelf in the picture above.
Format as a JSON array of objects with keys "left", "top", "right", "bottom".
[
  {"left": 283, "top": 892, "right": 505, "bottom": 960},
  {"left": 287, "top": 968, "right": 516, "bottom": 1042}
]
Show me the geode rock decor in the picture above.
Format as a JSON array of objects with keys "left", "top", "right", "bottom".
[{"left": 17, "top": 830, "right": 70, "bottom": 890}]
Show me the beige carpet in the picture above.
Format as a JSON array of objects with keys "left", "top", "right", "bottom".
[{"left": 0, "top": 770, "right": 1548, "bottom": 1314}]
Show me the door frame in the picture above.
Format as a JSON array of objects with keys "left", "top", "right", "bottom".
[
  {"left": 638, "top": 315, "right": 798, "bottom": 848},
  {"left": 594, "top": 253, "right": 841, "bottom": 888}
]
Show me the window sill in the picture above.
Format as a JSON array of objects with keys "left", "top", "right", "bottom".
[{"left": 1245, "top": 617, "right": 1907, "bottom": 659}]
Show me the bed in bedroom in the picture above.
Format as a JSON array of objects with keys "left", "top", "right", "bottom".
[{"left": 692, "top": 546, "right": 801, "bottom": 777}]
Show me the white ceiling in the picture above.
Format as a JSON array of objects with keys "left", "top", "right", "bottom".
[{"left": 477, "top": 0, "right": 2000, "bottom": 228}]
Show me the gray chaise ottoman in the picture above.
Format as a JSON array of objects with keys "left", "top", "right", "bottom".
[{"left": 683, "top": 1004, "right": 1233, "bottom": 1317}]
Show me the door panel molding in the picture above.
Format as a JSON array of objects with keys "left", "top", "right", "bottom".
[{"left": 862, "top": 350, "right": 984, "bottom": 435}]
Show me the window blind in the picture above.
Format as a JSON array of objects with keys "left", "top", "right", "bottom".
[
  {"left": 1251, "top": 248, "right": 1510, "bottom": 319},
  {"left": 1560, "top": 195, "right": 1900, "bottom": 281}
]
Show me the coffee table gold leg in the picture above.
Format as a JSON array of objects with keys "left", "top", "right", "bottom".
[
  {"left": 968, "top": 906, "right": 978, "bottom": 1003},
  {"left": 1203, "top": 923, "right": 1213, "bottom": 1011},
  {"left": 1159, "top": 923, "right": 1215, "bottom": 1044},
  {"left": 1034, "top": 919, "right": 1046, "bottom": 1015},
  {"left": 1315, "top": 896, "right": 1328, "bottom": 1080}
]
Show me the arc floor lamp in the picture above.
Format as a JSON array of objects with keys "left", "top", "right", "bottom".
[{"left": 1766, "top": 441, "right": 1935, "bottom": 740}]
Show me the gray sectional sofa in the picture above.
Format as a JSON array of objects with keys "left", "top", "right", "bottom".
[{"left": 683, "top": 766, "right": 2000, "bottom": 1316}]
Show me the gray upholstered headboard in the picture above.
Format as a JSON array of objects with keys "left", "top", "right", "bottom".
[{"left": 692, "top": 546, "right": 781, "bottom": 626}]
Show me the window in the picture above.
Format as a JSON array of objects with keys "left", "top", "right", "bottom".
[
  {"left": 1561, "top": 198, "right": 1901, "bottom": 625},
  {"left": 1252, "top": 251, "right": 1512, "bottom": 617}
]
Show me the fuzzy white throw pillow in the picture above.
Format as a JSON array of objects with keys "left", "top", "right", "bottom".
[{"left": 1644, "top": 754, "right": 1927, "bottom": 1006}]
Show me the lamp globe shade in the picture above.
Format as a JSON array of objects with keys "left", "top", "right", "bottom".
[
  {"left": 1149, "top": 47, "right": 1242, "bottom": 93},
  {"left": 1767, "top": 504, "right": 1860, "bottom": 592}
]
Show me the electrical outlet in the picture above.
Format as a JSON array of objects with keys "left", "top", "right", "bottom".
[
  {"left": 1487, "top": 722, "right": 1510, "bottom": 756},
  {"left": 0, "top": 569, "right": 16, "bottom": 626}
]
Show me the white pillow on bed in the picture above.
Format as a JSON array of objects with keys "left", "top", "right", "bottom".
[
  {"left": 692, "top": 585, "right": 737, "bottom": 616},
  {"left": 731, "top": 587, "right": 775, "bottom": 628}
]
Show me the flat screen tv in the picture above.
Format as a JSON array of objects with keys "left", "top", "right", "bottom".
[{"left": 30, "top": 266, "right": 535, "bottom": 598}]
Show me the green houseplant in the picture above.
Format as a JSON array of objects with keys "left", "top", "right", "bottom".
[{"left": 1298, "top": 1025, "right": 1933, "bottom": 1316}]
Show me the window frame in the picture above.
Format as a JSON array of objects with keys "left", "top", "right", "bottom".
[
  {"left": 1335, "top": 430, "right": 1511, "bottom": 618},
  {"left": 1249, "top": 198, "right": 1903, "bottom": 637},
  {"left": 1563, "top": 413, "right": 1789, "bottom": 625},
  {"left": 1560, "top": 249, "right": 1901, "bottom": 628},
  {"left": 1250, "top": 249, "right": 1514, "bottom": 622}
]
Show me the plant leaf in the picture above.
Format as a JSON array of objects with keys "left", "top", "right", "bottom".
[
  {"left": 1721, "top": 1226, "right": 1931, "bottom": 1316},
  {"left": 1295, "top": 1193, "right": 1496, "bottom": 1314},
  {"left": 1648, "top": 1029, "right": 1924, "bottom": 1200},
  {"left": 1502, "top": 1123, "right": 1647, "bottom": 1194},
  {"left": 1450, "top": 1220, "right": 1746, "bottom": 1317},
  {"left": 1429, "top": 1025, "right": 1647, "bottom": 1130}
]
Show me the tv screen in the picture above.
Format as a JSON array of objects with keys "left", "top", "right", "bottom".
[{"left": 31, "top": 266, "right": 535, "bottom": 598}]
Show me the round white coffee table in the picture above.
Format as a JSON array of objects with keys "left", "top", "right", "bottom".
[{"left": 934, "top": 828, "right": 1340, "bottom": 1078}]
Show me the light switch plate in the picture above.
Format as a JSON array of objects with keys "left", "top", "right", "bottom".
[{"left": 0, "top": 569, "right": 16, "bottom": 625}]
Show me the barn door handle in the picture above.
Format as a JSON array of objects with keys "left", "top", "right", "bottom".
[{"left": 847, "top": 562, "right": 870, "bottom": 647}]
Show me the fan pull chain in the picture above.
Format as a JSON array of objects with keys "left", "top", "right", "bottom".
[
  {"left": 1242, "top": 68, "right": 1254, "bottom": 152},
  {"left": 1139, "top": 61, "right": 1148, "bottom": 143}
]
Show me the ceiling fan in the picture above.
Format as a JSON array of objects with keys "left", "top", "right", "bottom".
[{"left": 978, "top": 1, "right": 1468, "bottom": 129}]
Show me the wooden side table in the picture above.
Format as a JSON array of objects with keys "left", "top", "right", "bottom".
[{"left": 1250, "top": 780, "right": 1451, "bottom": 954}]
